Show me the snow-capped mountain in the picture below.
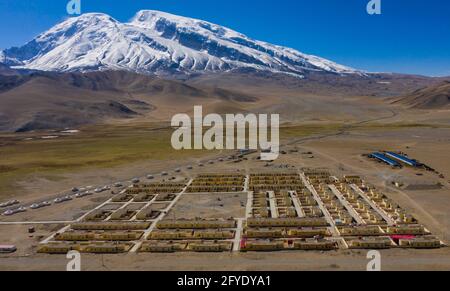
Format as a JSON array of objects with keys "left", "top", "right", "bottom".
[{"left": 1, "top": 10, "right": 362, "bottom": 77}]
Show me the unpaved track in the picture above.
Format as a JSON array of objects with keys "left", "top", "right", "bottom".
[{"left": 287, "top": 108, "right": 398, "bottom": 146}]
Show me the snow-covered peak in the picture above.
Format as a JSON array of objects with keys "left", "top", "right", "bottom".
[
  {"left": 130, "top": 10, "right": 242, "bottom": 37},
  {"left": 1, "top": 10, "right": 363, "bottom": 76},
  {"left": 132, "top": 10, "right": 198, "bottom": 26}
]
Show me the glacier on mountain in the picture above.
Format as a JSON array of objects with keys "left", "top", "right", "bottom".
[{"left": 1, "top": 10, "right": 362, "bottom": 77}]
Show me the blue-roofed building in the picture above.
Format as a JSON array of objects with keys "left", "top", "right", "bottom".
[
  {"left": 385, "top": 152, "right": 420, "bottom": 167},
  {"left": 369, "top": 153, "right": 402, "bottom": 168}
]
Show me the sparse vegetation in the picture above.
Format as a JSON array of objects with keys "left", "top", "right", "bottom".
[
  {"left": 0, "top": 121, "right": 448, "bottom": 198},
  {"left": 0, "top": 123, "right": 207, "bottom": 197}
]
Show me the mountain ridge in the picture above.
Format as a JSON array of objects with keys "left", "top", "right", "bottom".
[
  {"left": 0, "top": 10, "right": 362, "bottom": 77},
  {"left": 392, "top": 81, "right": 450, "bottom": 109},
  {"left": 0, "top": 68, "right": 444, "bottom": 132}
]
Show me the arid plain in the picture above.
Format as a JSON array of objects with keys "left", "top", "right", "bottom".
[{"left": 1, "top": 75, "right": 449, "bottom": 270}]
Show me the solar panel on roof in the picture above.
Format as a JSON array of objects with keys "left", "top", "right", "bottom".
[
  {"left": 385, "top": 152, "right": 419, "bottom": 167},
  {"left": 369, "top": 153, "right": 401, "bottom": 167}
]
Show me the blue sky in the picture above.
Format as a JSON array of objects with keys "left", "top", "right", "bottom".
[{"left": 0, "top": 0, "right": 449, "bottom": 76}]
